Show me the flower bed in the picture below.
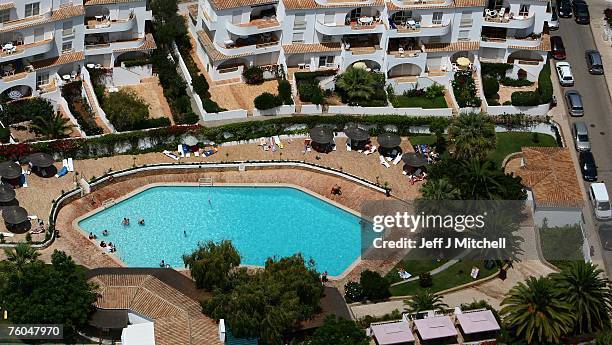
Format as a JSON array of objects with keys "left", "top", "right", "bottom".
[
  {"left": 452, "top": 70, "right": 481, "bottom": 108},
  {"left": 61, "top": 81, "right": 103, "bottom": 135}
]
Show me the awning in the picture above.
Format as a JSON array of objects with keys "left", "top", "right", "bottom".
[
  {"left": 27, "top": 153, "right": 55, "bottom": 167},
  {"left": 344, "top": 127, "right": 369, "bottom": 142},
  {"left": 414, "top": 316, "right": 457, "bottom": 341},
  {"left": 0, "top": 161, "right": 22, "bottom": 179},
  {"left": 309, "top": 127, "right": 334, "bottom": 144},
  {"left": 370, "top": 320, "right": 415, "bottom": 344},
  {"left": 2, "top": 206, "right": 28, "bottom": 224},
  {"left": 456, "top": 310, "right": 500, "bottom": 334},
  {"left": 377, "top": 133, "right": 401, "bottom": 148},
  {"left": 402, "top": 153, "right": 428, "bottom": 167},
  {"left": 0, "top": 184, "right": 16, "bottom": 203},
  {"left": 183, "top": 136, "right": 198, "bottom": 146},
  {"left": 89, "top": 309, "right": 129, "bottom": 329}
]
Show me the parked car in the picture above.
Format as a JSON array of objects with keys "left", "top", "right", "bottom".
[
  {"left": 579, "top": 151, "right": 597, "bottom": 181},
  {"left": 565, "top": 90, "right": 584, "bottom": 117},
  {"left": 574, "top": 2, "right": 590, "bottom": 24},
  {"left": 557, "top": 0, "right": 572, "bottom": 17},
  {"left": 548, "top": 6, "right": 560, "bottom": 30},
  {"left": 600, "top": 224, "right": 612, "bottom": 251},
  {"left": 572, "top": 121, "right": 590, "bottom": 151},
  {"left": 589, "top": 183, "right": 611, "bottom": 220},
  {"left": 550, "top": 36, "right": 566, "bottom": 60},
  {"left": 556, "top": 62, "right": 574, "bottom": 86},
  {"left": 585, "top": 50, "right": 604, "bottom": 75}
]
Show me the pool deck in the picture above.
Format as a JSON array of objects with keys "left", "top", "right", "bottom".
[{"left": 6, "top": 136, "right": 420, "bottom": 290}]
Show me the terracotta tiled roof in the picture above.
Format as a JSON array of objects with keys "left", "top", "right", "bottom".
[
  {"left": 85, "top": 0, "right": 144, "bottom": 5},
  {"left": 283, "top": 0, "right": 384, "bottom": 10},
  {"left": 0, "top": 5, "right": 84, "bottom": 33},
  {"left": 509, "top": 34, "right": 550, "bottom": 51},
  {"left": 283, "top": 42, "right": 342, "bottom": 54},
  {"left": 454, "top": 0, "right": 486, "bottom": 7},
  {"left": 113, "top": 33, "right": 157, "bottom": 53},
  {"left": 30, "top": 51, "right": 85, "bottom": 70},
  {"left": 209, "top": 0, "right": 277, "bottom": 10},
  {"left": 0, "top": 2, "right": 15, "bottom": 10},
  {"left": 387, "top": 0, "right": 485, "bottom": 10},
  {"left": 512, "top": 147, "right": 583, "bottom": 208},
  {"left": 423, "top": 40, "right": 479, "bottom": 52},
  {"left": 90, "top": 274, "right": 222, "bottom": 345},
  {"left": 196, "top": 30, "right": 252, "bottom": 62}
]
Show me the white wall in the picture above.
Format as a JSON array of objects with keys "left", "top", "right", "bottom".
[
  {"left": 203, "top": 109, "right": 248, "bottom": 121},
  {"left": 252, "top": 105, "right": 296, "bottom": 117},
  {"left": 326, "top": 105, "right": 452, "bottom": 116},
  {"left": 534, "top": 208, "right": 582, "bottom": 228},
  {"left": 111, "top": 65, "right": 152, "bottom": 86},
  {"left": 487, "top": 103, "right": 550, "bottom": 116}
]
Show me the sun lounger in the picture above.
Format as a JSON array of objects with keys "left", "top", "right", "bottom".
[
  {"left": 0, "top": 232, "right": 14, "bottom": 238},
  {"left": 379, "top": 155, "right": 390, "bottom": 168},
  {"left": 67, "top": 158, "right": 74, "bottom": 172},
  {"left": 27, "top": 215, "right": 38, "bottom": 220},
  {"left": 392, "top": 153, "right": 403, "bottom": 165},
  {"left": 346, "top": 143, "right": 351, "bottom": 151},
  {"left": 398, "top": 271, "right": 412, "bottom": 280},
  {"left": 273, "top": 135, "right": 283, "bottom": 149},
  {"left": 470, "top": 267, "right": 479, "bottom": 279},
  {"left": 62, "top": 159, "right": 68, "bottom": 169},
  {"left": 56, "top": 166, "right": 68, "bottom": 178},
  {"left": 162, "top": 150, "right": 179, "bottom": 161},
  {"left": 203, "top": 149, "right": 217, "bottom": 157},
  {"left": 20, "top": 173, "right": 27, "bottom": 187},
  {"left": 194, "top": 150, "right": 200, "bottom": 157},
  {"left": 178, "top": 144, "right": 185, "bottom": 158},
  {"left": 30, "top": 226, "right": 45, "bottom": 234},
  {"left": 364, "top": 145, "right": 377, "bottom": 155},
  {"left": 259, "top": 137, "right": 267, "bottom": 146}
]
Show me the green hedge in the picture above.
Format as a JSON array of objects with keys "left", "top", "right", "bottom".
[
  {"left": 483, "top": 77, "right": 500, "bottom": 99},
  {"left": 254, "top": 92, "right": 281, "bottom": 110},
  {"left": 294, "top": 70, "right": 337, "bottom": 81},
  {"left": 0, "top": 127, "right": 9, "bottom": 143},
  {"left": 277, "top": 79, "right": 293, "bottom": 105},
  {"left": 481, "top": 62, "right": 512, "bottom": 78},
  {"left": 499, "top": 77, "right": 534, "bottom": 87},
  {"left": 511, "top": 91, "right": 541, "bottom": 106},
  {"left": 537, "top": 62, "right": 553, "bottom": 104}
]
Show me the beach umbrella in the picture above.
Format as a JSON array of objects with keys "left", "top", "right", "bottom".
[
  {"left": 27, "top": 153, "right": 54, "bottom": 167},
  {"left": 344, "top": 127, "right": 369, "bottom": 142},
  {"left": 2, "top": 206, "right": 28, "bottom": 224},
  {"left": 0, "top": 161, "right": 22, "bottom": 180},
  {"left": 183, "top": 135, "right": 198, "bottom": 147},
  {"left": 309, "top": 127, "right": 334, "bottom": 144},
  {"left": 456, "top": 57, "right": 471, "bottom": 67},
  {"left": 377, "top": 132, "right": 401, "bottom": 148},
  {"left": 352, "top": 62, "right": 368, "bottom": 70},
  {"left": 0, "top": 184, "right": 16, "bottom": 203},
  {"left": 402, "top": 153, "right": 428, "bottom": 167}
]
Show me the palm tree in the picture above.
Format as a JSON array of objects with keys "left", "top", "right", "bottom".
[
  {"left": 335, "top": 67, "right": 377, "bottom": 104},
  {"left": 404, "top": 290, "right": 448, "bottom": 314},
  {"left": 4, "top": 242, "right": 40, "bottom": 275},
  {"left": 552, "top": 261, "right": 612, "bottom": 334},
  {"left": 30, "top": 111, "right": 72, "bottom": 139},
  {"left": 500, "top": 276, "right": 575, "bottom": 344},
  {"left": 420, "top": 178, "right": 460, "bottom": 200},
  {"left": 456, "top": 159, "right": 505, "bottom": 200},
  {"left": 448, "top": 112, "right": 496, "bottom": 161}
]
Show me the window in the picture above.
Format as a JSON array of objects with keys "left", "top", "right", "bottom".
[
  {"left": 25, "top": 2, "right": 40, "bottom": 17},
  {"left": 460, "top": 12, "right": 472, "bottom": 27},
  {"left": 324, "top": 12, "right": 334, "bottom": 24},
  {"left": 0, "top": 9, "right": 9, "bottom": 23},
  {"left": 292, "top": 32, "right": 304, "bottom": 43},
  {"left": 321, "top": 35, "right": 332, "bottom": 42},
  {"left": 33, "top": 28, "right": 43, "bottom": 42},
  {"left": 392, "top": 10, "right": 412, "bottom": 24},
  {"left": 293, "top": 13, "right": 306, "bottom": 30},
  {"left": 318, "top": 56, "right": 334, "bottom": 68},
  {"left": 62, "top": 20, "right": 74, "bottom": 37},
  {"left": 36, "top": 72, "right": 49, "bottom": 87},
  {"left": 519, "top": 4, "right": 529, "bottom": 16},
  {"left": 62, "top": 41, "right": 73, "bottom": 53},
  {"left": 458, "top": 30, "right": 470, "bottom": 40},
  {"left": 432, "top": 12, "right": 443, "bottom": 25}
]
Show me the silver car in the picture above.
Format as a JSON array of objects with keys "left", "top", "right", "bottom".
[
  {"left": 573, "top": 121, "right": 591, "bottom": 151},
  {"left": 565, "top": 90, "right": 584, "bottom": 117}
]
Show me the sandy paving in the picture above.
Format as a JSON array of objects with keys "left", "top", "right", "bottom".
[
  {"left": 119, "top": 77, "right": 174, "bottom": 124},
  {"left": 496, "top": 82, "right": 538, "bottom": 104}
]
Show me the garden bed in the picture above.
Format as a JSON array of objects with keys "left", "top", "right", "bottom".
[
  {"left": 540, "top": 224, "right": 584, "bottom": 269},
  {"left": 391, "top": 95, "right": 447, "bottom": 108},
  {"left": 452, "top": 71, "right": 481, "bottom": 108},
  {"left": 61, "top": 81, "right": 103, "bottom": 135}
]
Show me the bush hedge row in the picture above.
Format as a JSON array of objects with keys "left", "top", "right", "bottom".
[
  {"left": 509, "top": 62, "right": 552, "bottom": 106},
  {"left": 481, "top": 62, "right": 512, "bottom": 78},
  {"left": 499, "top": 77, "right": 534, "bottom": 87}
]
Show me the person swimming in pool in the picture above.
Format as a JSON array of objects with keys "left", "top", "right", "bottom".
[
  {"left": 159, "top": 260, "right": 165, "bottom": 268},
  {"left": 138, "top": 219, "right": 145, "bottom": 225},
  {"left": 183, "top": 230, "right": 186, "bottom": 237},
  {"left": 102, "top": 229, "right": 109, "bottom": 236}
]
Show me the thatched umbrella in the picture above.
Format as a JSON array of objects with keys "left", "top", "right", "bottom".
[
  {"left": 183, "top": 135, "right": 198, "bottom": 147},
  {"left": 2, "top": 206, "right": 28, "bottom": 224},
  {"left": 377, "top": 132, "right": 401, "bottom": 148},
  {"left": 27, "top": 153, "right": 54, "bottom": 168},
  {"left": 344, "top": 127, "right": 369, "bottom": 142},
  {"left": 402, "top": 153, "right": 428, "bottom": 167},
  {"left": 0, "top": 161, "right": 22, "bottom": 180},
  {"left": 309, "top": 127, "right": 334, "bottom": 144},
  {"left": 0, "top": 184, "right": 16, "bottom": 203}
]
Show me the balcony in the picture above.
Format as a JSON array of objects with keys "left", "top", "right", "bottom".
[
  {"left": 85, "top": 14, "right": 136, "bottom": 34},
  {"left": 216, "top": 33, "right": 281, "bottom": 56},
  {"left": 84, "top": 35, "right": 151, "bottom": 55},
  {"left": 388, "top": 20, "right": 451, "bottom": 38},
  {"left": 0, "top": 69, "right": 36, "bottom": 94},
  {"left": 0, "top": 11, "right": 52, "bottom": 31},
  {"left": 0, "top": 36, "right": 54, "bottom": 63},
  {"left": 226, "top": 18, "right": 281, "bottom": 36},
  {"left": 389, "top": 0, "right": 451, "bottom": 8},
  {"left": 480, "top": 35, "right": 542, "bottom": 49},
  {"left": 315, "top": 20, "right": 384, "bottom": 36},
  {"left": 483, "top": 10, "right": 535, "bottom": 29}
]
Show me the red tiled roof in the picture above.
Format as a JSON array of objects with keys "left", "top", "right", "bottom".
[
  {"left": 209, "top": 0, "right": 277, "bottom": 10},
  {"left": 283, "top": 42, "right": 342, "bottom": 54},
  {"left": 113, "top": 33, "right": 157, "bottom": 53},
  {"left": 85, "top": 0, "right": 144, "bottom": 5},
  {"left": 423, "top": 40, "right": 479, "bottom": 52},
  {"left": 0, "top": 5, "right": 84, "bottom": 33},
  {"left": 0, "top": 2, "right": 15, "bottom": 11},
  {"left": 283, "top": 0, "right": 384, "bottom": 10},
  {"left": 30, "top": 51, "right": 85, "bottom": 71}
]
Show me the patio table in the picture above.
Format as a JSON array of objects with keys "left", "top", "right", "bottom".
[{"left": 358, "top": 17, "right": 373, "bottom": 25}]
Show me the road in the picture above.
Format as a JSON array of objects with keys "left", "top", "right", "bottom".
[{"left": 554, "top": 3, "right": 612, "bottom": 274}]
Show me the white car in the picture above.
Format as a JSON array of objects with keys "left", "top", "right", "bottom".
[
  {"left": 556, "top": 62, "right": 575, "bottom": 86},
  {"left": 589, "top": 183, "right": 611, "bottom": 220}
]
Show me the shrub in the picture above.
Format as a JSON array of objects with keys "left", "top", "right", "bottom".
[
  {"left": 499, "top": 77, "right": 534, "bottom": 87},
  {"left": 452, "top": 71, "right": 481, "bottom": 108},
  {"left": 419, "top": 272, "right": 433, "bottom": 287},
  {"left": 360, "top": 270, "right": 390, "bottom": 301},
  {"left": 425, "top": 83, "right": 445, "bottom": 99},
  {"left": 503, "top": 101, "right": 512, "bottom": 105},
  {"left": 0, "top": 127, "right": 9, "bottom": 143},
  {"left": 121, "top": 58, "right": 151, "bottom": 68},
  {"left": 243, "top": 66, "right": 264, "bottom": 84},
  {"left": 192, "top": 74, "right": 210, "bottom": 99},
  {"left": 103, "top": 90, "right": 151, "bottom": 131},
  {"left": 202, "top": 98, "right": 226, "bottom": 113},
  {"left": 0, "top": 98, "right": 55, "bottom": 125},
  {"left": 277, "top": 79, "right": 293, "bottom": 105},
  {"left": 537, "top": 62, "right": 553, "bottom": 104},
  {"left": 344, "top": 281, "right": 364, "bottom": 303},
  {"left": 481, "top": 62, "right": 512, "bottom": 78},
  {"left": 511, "top": 91, "right": 541, "bottom": 106},
  {"left": 298, "top": 81, "right": 325, "bottom": 105},
  {"left": 254, "top": 92, "right": 281, "bottom": 110},
  {"left": 483, "top": 77, "right": 500, "bottom": 99},
  {"left": 517, "top": 69, "right": 527, "bottom": 80}
]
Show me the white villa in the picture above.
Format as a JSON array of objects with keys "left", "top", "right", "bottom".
[
  {"left": 189, "top": 0, "right": 552, "bottom": 88},
  {"left": 0, "top": 0, "right": 154, "bottom": 100}
]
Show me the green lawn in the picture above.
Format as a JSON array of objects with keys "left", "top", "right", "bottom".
[
  {"left": 409, "top": 135, "right": 438, "bottom": 146},
  {"left": 393, "top": 95, "right": 448, "bottom": 109},
  {"left": 489, "top": 132, "right": 557, "bottom": 167},
  {"left": 540, "top": 224, "right": 584, "bottom": 269},
  {"left": 385, "top": 248, "right": 448, "bottom": 284},
  {"left": 389, "top": 259, "right": 498, "bottom": 296}
]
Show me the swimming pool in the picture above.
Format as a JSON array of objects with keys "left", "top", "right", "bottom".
[{"left": 78, "top": 185, "right": 364, "bottom": 276}]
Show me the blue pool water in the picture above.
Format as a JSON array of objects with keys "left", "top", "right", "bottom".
[{"left": 78, "top": 186, "right": 364, "bottom": 276}]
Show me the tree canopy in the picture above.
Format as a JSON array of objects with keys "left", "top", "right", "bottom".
[
  {"left": 103, "top": 90, "right": 151, "bottom": 131},
  {"left": 182, "top": 240, "right": 240, "bottom": 290},
  {"left": 302, "top": 316, "right": 368, "bottom": 345},
  {"left": 448, "top": 112, "right": 496, "bottom": 161}
]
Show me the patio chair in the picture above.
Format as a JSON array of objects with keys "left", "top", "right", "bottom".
[
  {"left": 379, "top": 155, "right": 390, "bottom": 168},
  {"left": 392, "top": 153, "right": 403, "bottom": 165},
  {"left": 498, "top": 8, "right": 506, "bottom": 18}
]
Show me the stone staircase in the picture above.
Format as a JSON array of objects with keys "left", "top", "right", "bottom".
[{"left": 81, "top": 80, "right": 113, "bottom": 134}]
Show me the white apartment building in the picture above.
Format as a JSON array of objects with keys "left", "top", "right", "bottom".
[
  {"left": 190, "top": 0, "right": 551, "bottom": 88},
  {"left": 0, "top": 0, "right": 153, "bottom": 100}
]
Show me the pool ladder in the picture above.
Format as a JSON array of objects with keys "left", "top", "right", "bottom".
[{"left": 198, "top": 177, "right": 213, "bottom": 186}]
